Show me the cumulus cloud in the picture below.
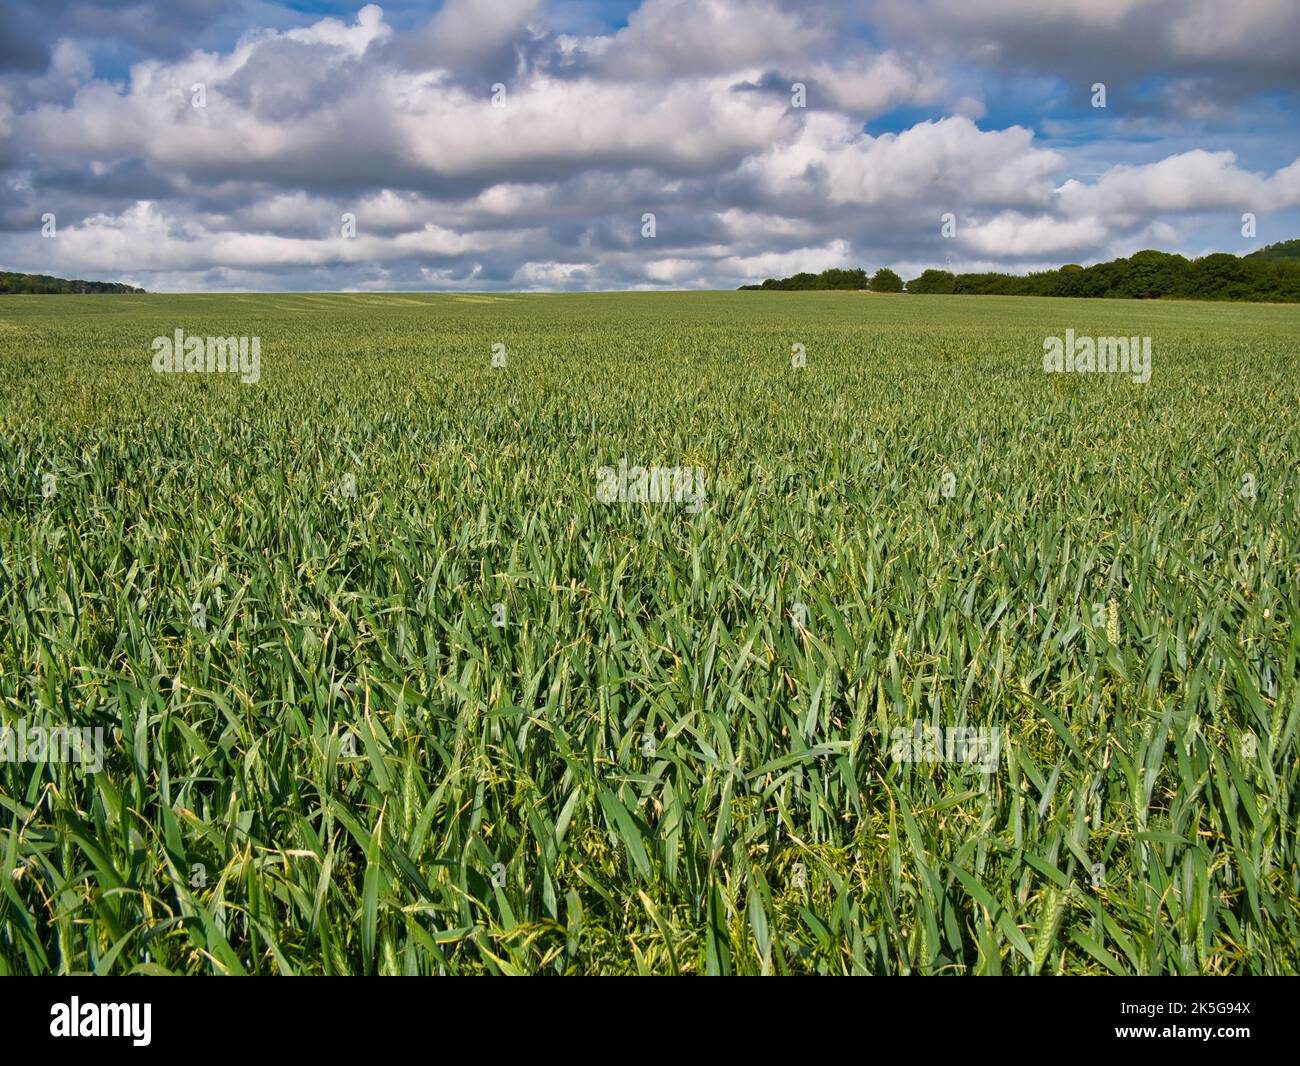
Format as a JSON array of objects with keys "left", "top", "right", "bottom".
[
  {"left": 0, "top": 0, "right": 1297, "bottom": 290},
  {"left": 588, "top": 0, "right": 831, "bottom": 79},
  {"left": 870, "top": 0, "right": 1300, "bottom": 108},
  {"left": 1056, "top": 150, "right": 1296, "bottom": 218}
]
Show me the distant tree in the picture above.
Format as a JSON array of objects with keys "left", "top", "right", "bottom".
[
  {"left": 869, "top": 268, "right": 903, "bottom": 292},
  {"left": 1111, "top": 250, "right": 1189, "bottom": 298},
  {"left": 738, "top": 267, "right": 866, "bottom": 291},
  {"left": 1243, "top": 239, "right": 1300, "bottom": 261},
  {"left": 905, "top": 269, "right": 956, "bottom": 294},
  {"left": 1187, "top": 253, "right": 1251, "bottom": 300},
  {"left": 820, "top": 267, "right": 869, "bottom": 290}
]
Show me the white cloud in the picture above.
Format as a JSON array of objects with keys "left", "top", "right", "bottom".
[
  {"left": 737, "top": 115, "right": 1062, "bottom": 209},
  {"left": 285, "top": 3, "right": 390, "bottom": 55},
  {"left": 592, "top": 0, "right": 830, "bottom": 78},
  {"left": 961, "top": 213, "right": 1109, "bottom": 257},
  {"left": 1056, "top": 150, "right": 1300, "bottom": 218},
  {"left": 810, "top": 51, "right": 944, "bottom": 115}
]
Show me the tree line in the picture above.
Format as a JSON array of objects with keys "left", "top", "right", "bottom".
[
  {"left": 0, "top": 271, "right": 146, "bottom": 294},
  {"left": 739, "top": 246, "right": 1300, "bottom": 302}
]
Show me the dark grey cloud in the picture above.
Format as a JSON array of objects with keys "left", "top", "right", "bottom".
[
  {"left": 870, "top": 0, "right": 1300, "bottom": 111},
  {"left": 0, "top": 0, "right": 235, "bottom": 73}
]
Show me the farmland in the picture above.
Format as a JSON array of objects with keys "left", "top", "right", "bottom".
[{"left": 0, "top": 291, "right": 1297, "bottom": 974}]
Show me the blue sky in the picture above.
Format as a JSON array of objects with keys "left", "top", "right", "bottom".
[{"left": 1, "top": 0, "right": 1297, "bottom": 291}]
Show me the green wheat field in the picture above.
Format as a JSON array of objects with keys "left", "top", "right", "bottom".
[{"left": 1, "top": 291, "right": 1296, "bottom": 975}]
